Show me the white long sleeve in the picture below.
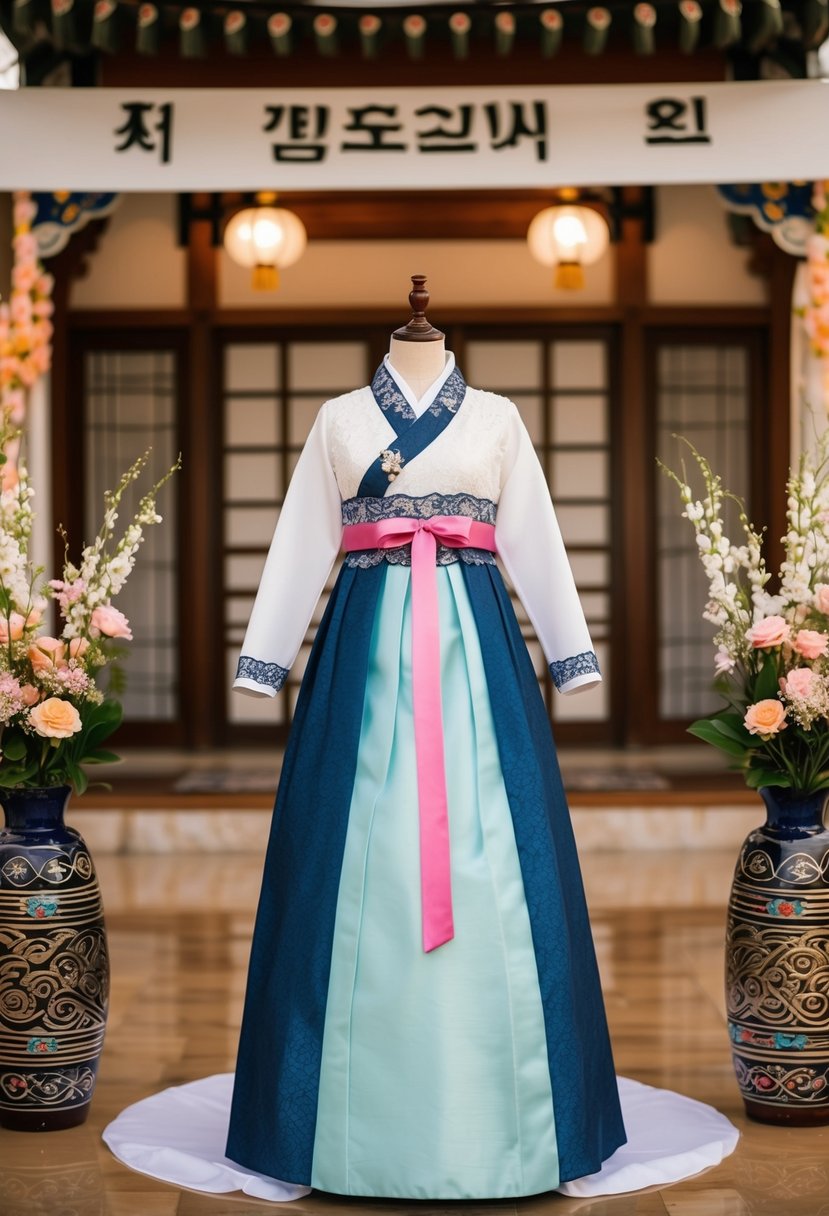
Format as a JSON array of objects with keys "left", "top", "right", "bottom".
[
  {"left": 233, "top": 405, "right": 343, "bottom": 697},
  {"left": 495, "top": 404, "right": 601, "bottom": 695}
]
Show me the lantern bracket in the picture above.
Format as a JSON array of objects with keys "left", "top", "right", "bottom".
[
  {"left": 177, "top": 193, "right": 225, "bottom": 248},
  {"left": 608, "top": 187, "right": 655, "bottom": 244}
]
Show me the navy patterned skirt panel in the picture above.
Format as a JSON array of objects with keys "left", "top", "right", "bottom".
[
  {"left": 227, "top": 558, "right": 625, "bottom": 1188},
  {"left": 226, "top": 562, "right": 386, "bottom": 1184},
  {"left": 460, "top": 561, "right": 627, "bottom": 1182}
]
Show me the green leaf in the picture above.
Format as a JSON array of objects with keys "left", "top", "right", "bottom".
[
  {"left": 2, "top": 733, "right": 28, "bottom": 762},
  {"left": 745, "top": 768, "right": 792, "bottom": 789},
  {"left": 80, "top": 749, "right": 120, "bottom": 765},
  {"left": 753, "top": 654, "right": 781, "bottom": 702},
  {"left": 688, "top": 720, "right": 749, "bottom": 758},
  {"left": 708, "top": 714, "right": 761, "bottom": 748}
]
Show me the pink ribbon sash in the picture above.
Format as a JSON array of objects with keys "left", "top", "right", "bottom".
[{"left": 342, "top": 515, "right": 497, "bottom": 952}]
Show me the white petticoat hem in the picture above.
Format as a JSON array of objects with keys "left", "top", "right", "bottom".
[{"left": 102, "top": 1073, "right": 739, "bottom": 1202}]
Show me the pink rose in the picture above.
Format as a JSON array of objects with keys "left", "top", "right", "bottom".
[
  {"left": 11, "top": 262, "right": 38, "bottom": 292},
  {"left": 12, "top": 233, "right": 36, "bottom": 261},
  {"left": 714, "top": 645, "right": 736, "bottom": 675},
  {"left": 18, "top": 361, "right": 38, "bottom": 387},
  {"left": 90, "top": 605, "right": 132, "bottom": 640},
  {"left": 744, "top": 699, "right": 788, "bottom": 738},
  {"left": 815, "top": 585, "right": 829, "bottom": 615},
  {"left": 747, "top": 616, "right": 791, "bottom": 649},
  {"left": 792, "top": 629, "right": 829, "bottom": 660},
  {"left": 29, "top": 345, "right": 51, "bottom": 374},
  {"left": 28, "top": 636, "right": 67, "bottom": 673},
  {"left": 19, "top": 684, "right": 39, "bottom": 707},
  {"left": 9, "top": 292, "right": 32, "bottom": 326},
  {"left": 31, "top": 299, "right": 54, "bottom": 319},
  {"left": 36, "top": 273, "right": 54, "bottom": 296},
  {"left": 781, "top": 668, "right": 815, "bottom": 698},
  {"left": 0, "top": 612, "right": 26, "bottom": 643},
  {"left": 68, "top": 637, "right": 89, "bottom": 659},
  {"left": 12, "top": 197, "right": 37, "bottom": 227},
  {"left": 28, "top": 697, "right": 82, "bottom": 739}
]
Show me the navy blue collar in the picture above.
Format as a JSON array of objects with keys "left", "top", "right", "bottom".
[
  {"left": 357, "top": 362, "right": 468, "bottom": 498},
  {"left": 370, "top": 361, "right": 467, "bottom": 439}
]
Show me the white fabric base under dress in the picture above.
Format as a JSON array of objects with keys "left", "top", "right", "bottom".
[{"left": 102, "top": 1073, "right": 739, "bottom": 1202}]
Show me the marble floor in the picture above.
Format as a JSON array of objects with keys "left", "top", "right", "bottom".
[{"left": 2, "top": 850, "right": 828, "bottom": 1216}]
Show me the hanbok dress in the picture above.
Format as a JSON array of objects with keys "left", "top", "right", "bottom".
[{"left": 225, "top": 353, "right": 627, "bottom": 1200}]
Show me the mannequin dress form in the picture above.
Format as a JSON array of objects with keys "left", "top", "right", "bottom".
[{"left": 102, "top": 277, "right": 739, "bottom": 1204}]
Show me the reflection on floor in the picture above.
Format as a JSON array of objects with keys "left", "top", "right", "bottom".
[{"left": 2, "top": 850, "right": 829, "bottom": 1216}]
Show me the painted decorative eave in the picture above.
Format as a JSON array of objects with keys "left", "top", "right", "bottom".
[{"left": 1, "top": 0, "right": 825, "bottom": 69}]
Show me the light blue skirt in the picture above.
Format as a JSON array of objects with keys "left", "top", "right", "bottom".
[{"left": 311, "top": 566, "right": 560, "bottom": 1198}]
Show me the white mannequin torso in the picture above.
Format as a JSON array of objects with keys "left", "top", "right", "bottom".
[{"left": 387, "top": 336, "right": 447, "bottom": 401}]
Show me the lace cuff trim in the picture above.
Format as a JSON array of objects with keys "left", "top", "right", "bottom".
[
  {"left": 342, "top": 492, "right": 496, "bottom": 526},
  {"left": 549, "top": 651, "right": 601, "bottom": 691},
  {"left": 235, "top": 655, "right": 289, "bottom": 693}
]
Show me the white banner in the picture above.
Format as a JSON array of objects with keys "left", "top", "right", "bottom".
[{"left": 0, "top": 80, "right": 827, "bottom": 190}]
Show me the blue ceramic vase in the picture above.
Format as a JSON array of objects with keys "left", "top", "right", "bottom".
[
  {"left": 0, "top": 786, "right": 109, "bottom": 1131},
  {"left": 726, "top": 785, "right": 829, "bottom": 1125}
]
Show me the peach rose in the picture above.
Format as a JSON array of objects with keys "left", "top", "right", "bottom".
[
  {"left": 744, "top": 699, "right": 788, "bottom": 738},
  {"left": 28, "top": 636, "right": 66, "bottom": 673},
  {"left": 781, "top": 668, "right": 815, "bottom": 698},
  {"left": 19, "top": 684, "right": 40, "bottom": 707},
  {"left": 793, "top": 629, "right": 829, "bottom": 660},
  {"left": 90, "top": 605, "right": 132, "bottom": 640},
  {"left": 815, "top": 585, "right": 829, "bottom": 615},
  {"left": 68, "top": 637, "right": 89, "bottom": 660},
  {"left": 28, "top": 697, "right": 81, "bottom": 739},
  {"left": 0, "top": 612, "right": 26, "bottom": 643},
  {"left": 747, "top": 616, "right": 790, "bottom": 649}
]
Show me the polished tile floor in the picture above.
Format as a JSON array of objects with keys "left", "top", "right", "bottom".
[{"left": 2, "top": 850, "right": 828, "bottom": 1216}]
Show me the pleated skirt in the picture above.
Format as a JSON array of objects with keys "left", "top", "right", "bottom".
[{"left": 226, "top": 560, "right": 625, "bottom": 1198}]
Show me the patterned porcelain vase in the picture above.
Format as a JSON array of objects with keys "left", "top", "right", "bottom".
[
  {"left": 0, "top": 786, "right": 109, "bottom": 1131},
  {"left": 726, "top": 785, "right": 829, "bottom": 1125}
]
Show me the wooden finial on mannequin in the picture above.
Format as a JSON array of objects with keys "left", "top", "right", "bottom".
[{"left": 393, "top": 274, "right": 445, "bottom": 342}]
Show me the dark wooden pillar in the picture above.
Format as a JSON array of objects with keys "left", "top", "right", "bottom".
[
  {"left": 180, "top": 195, "right": 220, "bottom": 748},
  {"left": 614, "top": 187, "right": 650, "bottom": 747}
]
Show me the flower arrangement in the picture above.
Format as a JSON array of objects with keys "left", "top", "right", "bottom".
[
  {"left": 0, "top": 192, "right": 53, "bottom": 487},
  {"left": 804, "top": 179, "right": 829, "bottom": 402},
  {"left": 662, "top": 433, "right": 829, "bottom": 794},
  {"left": 0, "top": 414, "right": 179, "bottom": 794}
]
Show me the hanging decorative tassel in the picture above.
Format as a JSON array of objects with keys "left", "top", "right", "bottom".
[
  {"left": 539, "top": 7, "right": 563, "bottom": 57},
  {"left": 449, "top": 11, "right": 471, "bottom": 58},
  {"left": 91, "top": 0, "right": 120, "bottom": 53},
  {"left": 631, "top": 2, "right": 657, "bottom": 53},
  {"left": 136, "top": 2, "right": 160, "bottom": 54},
  {"left": 179, "top": 6, "right": 207, "bottom": 58},
  {"left": 359, "top": 13, "right": 382, "bottom": 58},
  {"left": 268, "top": 11, "right": 292, "bottom": 57},
  {"left": 313, "top": 12, "right": 338, "bottom": 56},
  {"left": 678, "top": 0, "right": 702, "bottom": 52},
  {"left": 403, "top": 13, "right": 426, "bottom": 59},
  {"left": 224, "top": 10, "right": 249, "bottom": 56},
  {"left": 713, "top": 0, "right": 742, "bottom": 49},
  {"left": 584, "top": 6, "right": 612, "bottom": 54},
  {"left": 494, "top": 9, "right": 515, "bottom": 55}
]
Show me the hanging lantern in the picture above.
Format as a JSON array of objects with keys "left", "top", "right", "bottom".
[
  {"left": 223, "top": 206, "right": 307, "bottom": 291},
  {"left": 527, "top": 204, "right": 610, "bottom": 290}
]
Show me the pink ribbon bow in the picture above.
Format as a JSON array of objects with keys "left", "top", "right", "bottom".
[{"left": 342, "top": 515, "right": 498, "bottom": 952}]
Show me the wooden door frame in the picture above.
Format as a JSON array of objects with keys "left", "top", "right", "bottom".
[{"left": 640, "top": 319, "right": 771, "bottom": 745}]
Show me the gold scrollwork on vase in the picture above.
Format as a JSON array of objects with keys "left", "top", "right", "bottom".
[
  {"left": 0, "top": 836, "right": 109, "bottom": 1125},
  {"left": 726, "top": 913, "right": 829, "bottom": 1110}
]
